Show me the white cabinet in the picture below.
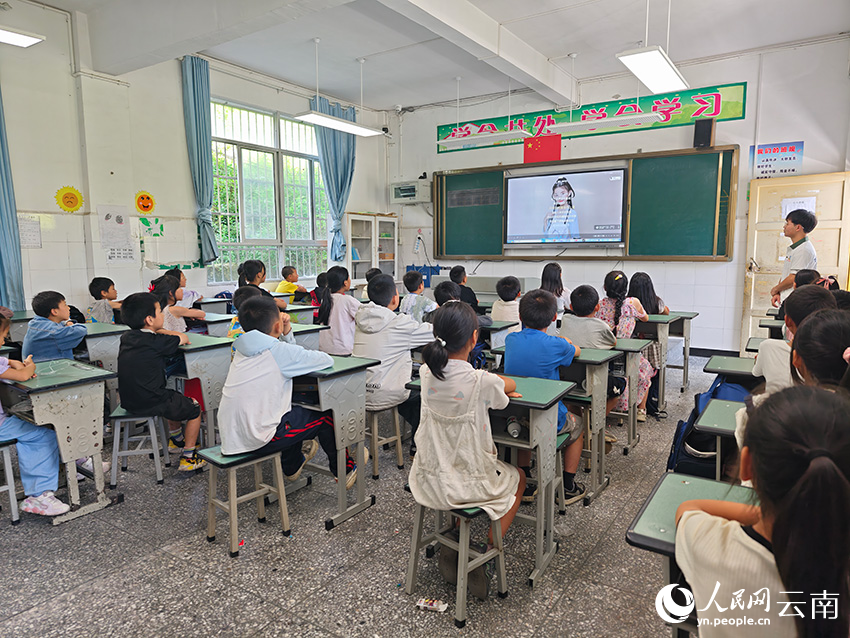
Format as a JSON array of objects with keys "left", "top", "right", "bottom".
[{"left": 345, "top": 213, "right": 398, "bottom": 284}]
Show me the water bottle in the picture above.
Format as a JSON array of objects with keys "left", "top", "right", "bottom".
[{"left": 506, "top": 416, "right": 522, "bottom": 438}]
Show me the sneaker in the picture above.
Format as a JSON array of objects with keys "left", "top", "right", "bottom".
[
  {"left": 604, "top": 433, "right": 618, "bottom": 444},
  {"left": 285, "top": 440, "right": 319, "bottom": 482},
  {"left": 75, "top": 457, "right": 111, "bottom": 480},
  {"left": 522, "top": 481, "right": 538, "bottom": 503},
  {"left": 468, "top": 541, "right": 496, "bottom": 600},
  {"left": 20, "top": 491, "right": 70, "bottom": 516},
  {"left": 338, "top": 448, "right": 369, "bottom": 489},
  {"left": 438, "top": 528, "right": 460, "bottom": 585},
  {"left": 409, "top": 441, "right": 417, "bottom": 458},
  {"left": 178, "top": 451, "right": 207, "bottom": 472},
  {"left": 637, "top": 408, "right": 647, "bottom": 423},
  {"left": 168, "top": 435, "right": 185, "bottom": 453},
  {"left": 561, "top": 480, "right": 587, "bottom": 507}
]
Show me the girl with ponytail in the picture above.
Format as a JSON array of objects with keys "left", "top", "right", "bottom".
[
  {"left": 150, "top": 274, "right": 205, "bottom": 333},
  {"left": 236, "top": 260, "right": 287, "bottom": 311},
  {"left": 596, "top": 271, "right": 653, "bottom": 420},
  {"left": 410, "top": 300, "right": 526, "bottom": 599},
  {"left": 677, "top": 386, "right": 850, "bottom": 637},
  {"left": 317, "top": 266, "right": 361, "bottom": 355}
]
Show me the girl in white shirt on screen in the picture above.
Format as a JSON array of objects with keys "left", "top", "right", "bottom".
[
  {"left": 677, "top": 385, "right": 850, "bottom": 638},
  {"left": 542, "top": 177, "right": 580, "bottom": 239},
  {"left": 317, "top": 266, "right": 361, "bottom": 355}
]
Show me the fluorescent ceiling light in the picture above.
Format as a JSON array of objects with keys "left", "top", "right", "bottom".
[
  {"left": 547, "top": 111, "right": 663, "bottom": 134},
  {"left": 295, "top": 110, "right": 383, "bottom": 137},
  {"left": 616, "top": 45, "right": 688, "bottom": 94},
  {"left": 0, "top": 25, "right": 45, "bottom": 48},
  {"left": 438, "top": 128, "right": 532, "bottom": 149}
]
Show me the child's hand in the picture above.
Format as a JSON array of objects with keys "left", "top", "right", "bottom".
[
  {"left": 22, "top": 356, "right": 36, "bottom": 378},
  {"left": 280, "top": 312, "right": 291, "bottom": 334},
  {"left": 196, "top": 310, "right": 206, "bottom": 319},
  {"left": 178, "top": 333, "right": 191, "bottom": 346},
  {"left": 507, "top": 391, "right": 523, "bottom": 398}
]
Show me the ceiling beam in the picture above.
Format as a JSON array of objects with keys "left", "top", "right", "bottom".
[{"left": 375, "top": 0, "right": 577, "bottom": 106}]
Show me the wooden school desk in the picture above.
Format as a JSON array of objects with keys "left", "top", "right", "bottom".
[
  {"left": 694, "top": 399, "right": 744, "bottom": 481},
  {"left": 745, "top": 337, "right": 766, "bottom": 353},
  {"left": 703, "top": 356, "right": 759, "bottom": 386},
  {"left": 178, "top": 334, "right": 234, "bottom": 446},
  {"left": 0, "top": 359, "right": 120, "bottom": 524},
  {"left": 634, "top": 314, "right": 679, "bottom": 411},
  {"left": 758, "top": 318, "right": 785, "bottom": 340},
  {"left": 198, "top": 313, "right": 234, "bottom": 338},
  {"left": 626, "top": 473, "right": 755, "bottom": 638},
  {"left": 614, "top": 338, "right": 653, "bottom": 455},
  {"left": 84, "top": 322, "right": 129, "bottom": 408},
  {"left": 666, "top": 311, "right": 700, "bottom": 393},
  {"left": 406, "top": 374, "right": 575, "bottom": 586},
  {"left": 296, "top": 355, "right": 380, "bottom": 530},
  {"left": 288, "top": 323, "right": 328, "bottom": 350},
  {"left": 9, "top": 310, "right": 35, "bottom": 343}
]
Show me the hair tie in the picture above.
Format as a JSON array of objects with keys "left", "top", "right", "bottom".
[
  {"left": 147, "top": 283, "right": 155, "bottom": 292},
  {"left": 843, "top": 348, "right": 850, "bottom": 365},
  {"left": 614, "top": 274, "right": 623, "bottom": 281},
  {"left": 806, "top": 448, "right": 833, "bottom": 463},
  {"left": 436, "top": 337, "right": 446, "bottom": 347}
]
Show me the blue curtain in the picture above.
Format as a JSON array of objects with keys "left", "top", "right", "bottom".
[
  {"left": 310, "top": 96, "right": 356, "bottom": 262},
  {"left": 181, "top": 56, "right": 219, "bottom": 265},
  {"left": 0, "top": 80, "right": 24, "bottom": 310}
]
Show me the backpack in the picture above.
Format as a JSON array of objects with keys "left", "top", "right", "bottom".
[
  {"left": 667, "top": 376, "right": 750, "bottom": 478},
  {"left": 468, "top": 342, "right": 487, "bottom": 370}
]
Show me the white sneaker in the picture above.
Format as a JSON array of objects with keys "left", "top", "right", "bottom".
[
  {"left": 75, "top": 457, "right": 112, "bottom": 480},
  {"left": 20, "top": 491, "right": 70, "bottom": 516}
]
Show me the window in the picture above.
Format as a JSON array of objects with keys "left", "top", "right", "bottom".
[{"left": 208, "top": 102, "right": 329, "bottom": 284}]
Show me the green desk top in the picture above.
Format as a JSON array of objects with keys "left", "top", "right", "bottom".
[
  {"left": 638, "top": 314, "right": 679, "bottom": 325},
  {"left": 200, "top": 313, "right": 235, "bottom": 324},
  {"left": 766, "top": 307, "right": 779, "bottom": 317},
  {"left": 270, "top": 292, "right": 294, "bottom": 298},
  {"left": 196, "top": 298, "right": 228, "bottom": 305},
  {"left": 668, "top": 311, "right": 699, "bottom": 320},
  {"left": 406, "top": 375, "right": 575, "bottom": 411},
  {"left": 285, "top": 304, "right": 316, "bottom": 313},
  {"left": 694, "top": 399, "right": 744, "bottom": 437},
  {"left": 759, "top": 319, "right": 785, "bottom": 329},
  {"left": 11, "top": 310, "right": 34, "bottom": 322},
  {"left": 0, "top": 345, "right": 15, "bottom": 356},
  {"left": 491, "top": 345, "right": 505, "bottom": 356},
  {"left": 289, "top": 323, "right": 328, "bottom": 334},
  {"left": 574, "top": 347, "right": 622, "bottom": 365},
  {"left": 745, "top": 337, "right": 766, "bottom": 353},
  {"left": 478, "top": 301, "right": 493, "bottom": 310},
  {"left": 704, "top": 355, "right": 757, "bottom": 376},
  {"left": 480, "top": 320, "right": 520, "bottom": 332},
  {"left": 614, "top": 338, "right": 653, "bottom": 353},
  {"left": 302, "top": 354, "right": 380, "bottom": 379},
  {"left": 626, "top": 472, "right": 755, "bottom": 557},
  {"left": 180, "top": 334, "right": 234, "bottom": 353},
  {"left": 85, "top": 323, "right": 129, "bottom": 336},
  {"left": 5, "top": 358, "right": 116, "bottom": 394}
]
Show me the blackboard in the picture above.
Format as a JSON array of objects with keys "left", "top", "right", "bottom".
[{"left": 435, "top": 147, "right": 737, "bottom": 260}]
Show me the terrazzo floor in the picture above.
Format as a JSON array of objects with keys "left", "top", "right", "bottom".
[{"left": 0, "top": 349, "right": 713, "bottom": 637}]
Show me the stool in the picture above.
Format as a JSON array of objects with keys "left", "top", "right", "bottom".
[
  {"left": 0, "top": 439, "right": 20, "bottom": 525},
  {"left": 405, "top": 496, "right": 507, "bottom": 628},
  {"left": 198, "top": 446, "right": 290, "bottom": 558},
  {"left": 110, "top": 407, "right": 170, "bottom": 489},
  {"left": 366, "top": 407, "right": 404, "bottom": 479}
]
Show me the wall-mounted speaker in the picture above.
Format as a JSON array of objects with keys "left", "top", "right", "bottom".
[{"left": 694, "top": 118, "right": 716, "bottom": 148}]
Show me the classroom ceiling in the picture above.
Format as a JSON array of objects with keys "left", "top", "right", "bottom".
[{"left": 36, "top": 0, "right": 850, "bottom": 110}]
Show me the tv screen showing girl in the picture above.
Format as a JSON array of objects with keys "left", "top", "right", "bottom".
[{"left": 505, "top": 169, "right": 626, "bottom": 245}]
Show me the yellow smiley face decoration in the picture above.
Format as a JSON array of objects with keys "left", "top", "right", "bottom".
[
  {"left": 55, "top": 186, "right": 84, "bottom": 213},
  {"left": 135, "top": 190, "right": 156, "bottom": 214}
]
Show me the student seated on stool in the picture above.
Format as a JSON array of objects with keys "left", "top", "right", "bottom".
[
  {"left": 0, "top": 316, "right": 69, "bottom": 516},
  {"left": 409, "top": 301, "right": 525, "bottom": 599},
  {"left": 353, "top": 274, "right": 434, "bottom": 458},
  {"left": 218, "top": 296, "right": 361, "bottom": 487}
]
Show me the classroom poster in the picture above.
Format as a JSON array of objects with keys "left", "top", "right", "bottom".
[
  {"left": 780, "top": 196, "right": 816, "bottom": 219},
  {"left": 17, "top": 214, "right": 42, "bottom": 249},
  {"left": 748, "top": 141, "right": 804, "bottom": 179},
  {"left": 436, "top": 82, "right": 746, "bottom": 152},
  {"left": 98, "top": 204, "right": 138, "bottom": 264}
]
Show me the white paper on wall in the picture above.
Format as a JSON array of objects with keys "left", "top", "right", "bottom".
[
  {"left": 17, "top": 214, "right": 42, "bottom": 248},
  {"left": 780, "top": 196, "right": 816, "bottom": 219},
  {"left": 98, "top": 204, "right": 138, "bottom": 264}
]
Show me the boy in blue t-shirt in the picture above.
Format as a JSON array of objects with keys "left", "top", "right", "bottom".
[
  {"left": 504, "top": 289, "right": 586, "bottom": 505},
  {"left": 22, "top": 291, "right": 87, "bottom": 362}
]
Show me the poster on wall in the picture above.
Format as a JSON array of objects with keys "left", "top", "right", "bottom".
[
  {"left": 140, "top": 217, "right": 164, "bottom": 237},
  {"left": 781, "top": 196, "right": 816, "bottom": 219},
  {"left": 748, "top": 141, "right": 804, "bottom": 179},
  {"left": 17, "top": 214, "right": 42, "bottom": 249},
  {"left": 98, "top": 204, "right": 138, "bottom": 264}
]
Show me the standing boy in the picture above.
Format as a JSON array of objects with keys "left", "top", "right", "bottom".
[
  {"left": 504, "top": 289, "right": 586, "bottom": 504},
  {"left": 118, "top": 293, "right": 206, "bottom": 471},
  {"left": 87, "top": 277, "right": 122, "bottom": 324},
  {"left": 399, "top": 270, "right": 438, "bottom": 323},
  {"left": 22, "top": 291, "right": 87, "bottom": 362},
  {"left": 770, "top": 209, "right": 818, "bottom": 307}
]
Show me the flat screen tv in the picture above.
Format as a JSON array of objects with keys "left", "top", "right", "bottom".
[{"left": 505, "top": 168, "right": 627, "bottom": 246}]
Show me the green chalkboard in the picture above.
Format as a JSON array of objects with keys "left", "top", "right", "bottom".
[{"left": 442, "top": 171, "right": 504, "bottom": 256}]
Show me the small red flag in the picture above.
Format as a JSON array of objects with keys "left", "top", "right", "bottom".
[{"left": 523, "top": 134, "right": 561, "bottom": 163}]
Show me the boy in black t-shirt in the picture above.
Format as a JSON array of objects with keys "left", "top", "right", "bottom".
[
  {"left": 449, "top": 265, "right": 483, "bottom": 314},
  {"left": 118, "top": 293, "right": 206, "bottom": 471}
]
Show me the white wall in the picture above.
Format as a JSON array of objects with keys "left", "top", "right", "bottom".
[
  {"left": 388, "top": 39, "right": 850, "bottom": 350},
  {"left": 3, "top": 2, "right": 388, "bottom": 312}
]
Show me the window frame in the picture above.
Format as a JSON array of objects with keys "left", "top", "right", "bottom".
[{"left": 209, "top": 100, "right": 328, "bottom": 284}]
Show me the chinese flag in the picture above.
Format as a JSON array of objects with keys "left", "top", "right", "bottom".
[{"left": 523, "top": 134, "right": 562, "bottom": 163}]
